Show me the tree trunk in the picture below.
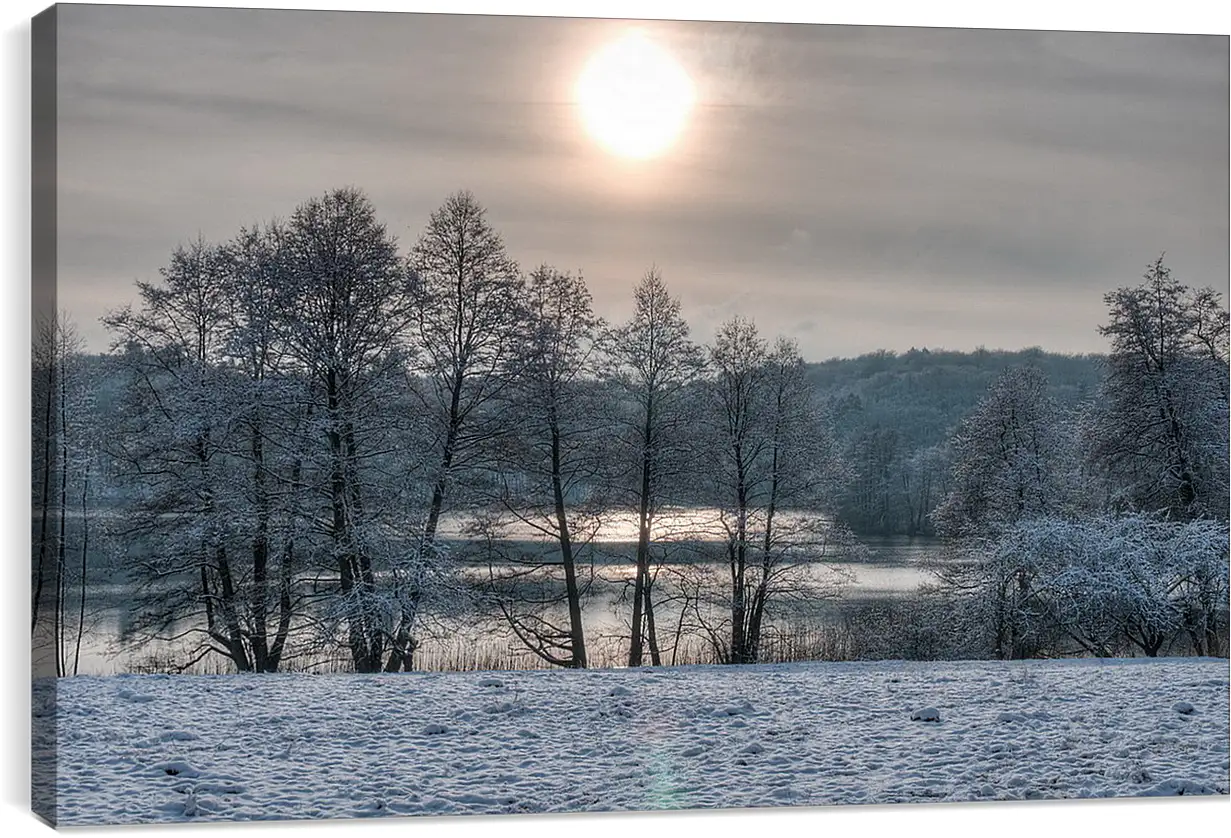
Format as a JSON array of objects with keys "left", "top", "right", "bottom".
[
  {"left": 72, "top": 461, "right": 90, "bottom": 676},
  {"left": 327, "top": 371, "right": 375, "bottom": 672},
  {"left": 267, "top": 536, "right": 294, "bottom": 671},
  {"left": 386, "top": 377, "right": 463, "bottom": 673},
  {"left": 268, "top": 456, "right": 302, "bottom": 670},
  {"left": 33, "top": 357, "right": 55, "bottom": 635},
  {"left": 215, "top": 546, "right": 252, "bottom": 672},
  {"left": 628, "top": 408, "right": 654, "bottom": 666},
  {"left": 550, "top": 422, "right": 587, "bottom": 668},
  {"left": 729, "top": 444, "right": 750, "bottom": 665},
  {"left": 250, "top": 420, "right": 271, "bottom": 671},
  {"left": 644, "top": 572, "right": 661, "bottom": 666},
  {"left": 55, "top": 354, "right": 69, "bottom": 677}
]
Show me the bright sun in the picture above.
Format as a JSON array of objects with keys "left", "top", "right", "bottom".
[{"left": 576, "top": 33, "right": 696, "bottom": 160}]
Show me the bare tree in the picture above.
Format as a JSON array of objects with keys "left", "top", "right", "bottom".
[
  {"left": 697, "top": 320, "right": 852, "bottom": 664},
  {"left": 602, "top": 268, "right": 703, "bottom": 666},
  {"left": 474, "top": 266, "right": 605, "bottom": 668},
  {"left": 42, "top": 315, "right": 88, "bottom": 676},
  {"left": 215, "top": 223, "right": 308, "bottom": 672},
  {"left": 31, "top": 317, "right": 57, "bottom": 638}
]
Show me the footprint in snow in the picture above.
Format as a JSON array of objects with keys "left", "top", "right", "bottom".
[
  {"left": 998, "top": 711, "right": 1025, "bottom": 724},
  {"left": 355, "top": 799, "right": 390, "bottom": 817},
  {"left": 152, "top": 759, "right": 202, "bottom": 779}
]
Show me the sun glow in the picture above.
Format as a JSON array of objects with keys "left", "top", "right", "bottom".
[{"left": 576, "top": 33, "right": 696, "bottom": 160}]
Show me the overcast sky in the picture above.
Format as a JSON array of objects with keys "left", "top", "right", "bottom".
[{"left": 54, "top": 4, "right": 1228, "bottom": 359}]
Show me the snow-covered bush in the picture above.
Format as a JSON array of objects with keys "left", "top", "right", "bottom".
[
  {"left": 841, "top": 589, "right": 984, "bottom": 661},
  {"left": 959, "top": 515, "right": 1229, "bottom": 658}
]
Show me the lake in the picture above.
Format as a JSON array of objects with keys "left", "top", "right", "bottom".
[{"left": 35, "top": 510, "right": 953, "bottom": 675}]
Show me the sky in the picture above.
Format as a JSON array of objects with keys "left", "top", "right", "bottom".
[{"left": 52, "top": 3, "right": 1229, "bottom": 359}]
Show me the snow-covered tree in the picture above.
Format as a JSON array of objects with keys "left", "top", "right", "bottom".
[
  {"left": 276, "top": 187, "right": 416, "bottom": 673},
  {"left": 1084, "top": 257, "right": 1229, "bottom": 521},
  {"left": 933, "top": 365, "right": 1076, "bottom": 539},
  {"left": 104, "top": 236, "right": 262, "bottom": 672},
  {"left": 30, "top": 314, "right": 101, "bottom": 676},
  {"left": 383, "top": 190, "right": 528, "bottom": 671},
  {"left": 31, "top": 315, "right": 57, "bottom": 640},
  {"left": 213, "top": 223, "right": 310, "bottom": 672},
  {"left": 900, "top": 444, "right": 951, "bottom": 536}
]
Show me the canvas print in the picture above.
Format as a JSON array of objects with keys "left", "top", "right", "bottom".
[{"left": 30, "top": 2, "right": 1230, "bottom": 827}]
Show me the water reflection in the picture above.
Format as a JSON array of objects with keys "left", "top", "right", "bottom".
[
  {"left": 435, "top": 507, "right": 827, "bottom": 544},
  {"left": 50, "top": 527, "right": 950, "bottom": 675}
]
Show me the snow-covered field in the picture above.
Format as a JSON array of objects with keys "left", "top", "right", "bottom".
[{"left": 45, "top": 658, "right": 1229, "bottom": 825}]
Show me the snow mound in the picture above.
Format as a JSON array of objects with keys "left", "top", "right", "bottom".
[
  {"left": 482, "top": 701, "right": 524, "bottom": 715},
  {"left": 997, "top": 710, "right": 1049, "bottom": 724},
  {"left": 1172, "top": 701, "right": 1196, "bottom": 715},
  {"left": 1139, "top": 778, "right": 1216, "bottom": 796},
  {"left": 158, "top": 730, "right": 200, "bottom": 742},
  {"left": 117, "top": 689, "right": 155, "bottom": 704},
  {"left": 910, "top": 707, "right": 942, "bottom": 722}
]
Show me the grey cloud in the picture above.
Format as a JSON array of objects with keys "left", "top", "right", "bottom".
[{"left": 52, "top": 5, "right": 1228, "bottom": 358}]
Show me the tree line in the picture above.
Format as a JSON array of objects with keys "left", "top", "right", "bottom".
[
  {"left": 31, "top": 188, "right": 1229, "bottom": 673},
  {"left": 920, "top": 257, "right": 1229, "bottom": 659},
  {"left": 34, "top": 187, "right": 856, "bottom": 674}
]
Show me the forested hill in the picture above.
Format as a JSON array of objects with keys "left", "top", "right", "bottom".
[
  {"left": 809, "top": 348, "right": 1105, "bottom": 536},
  {"left": 71, "top": 346, "right": 1104, "bottom": 538},
  {"left": 810, "top": 347, "right": 1104, "bottom": 449}
]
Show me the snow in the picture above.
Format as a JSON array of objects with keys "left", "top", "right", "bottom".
[{"left": 46, "top": 657, "right": 1229, "bottom": 825}]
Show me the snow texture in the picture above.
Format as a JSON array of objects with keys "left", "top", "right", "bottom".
[{"left": 48, "top": 658, "right": 1229, "bottom": 825}]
